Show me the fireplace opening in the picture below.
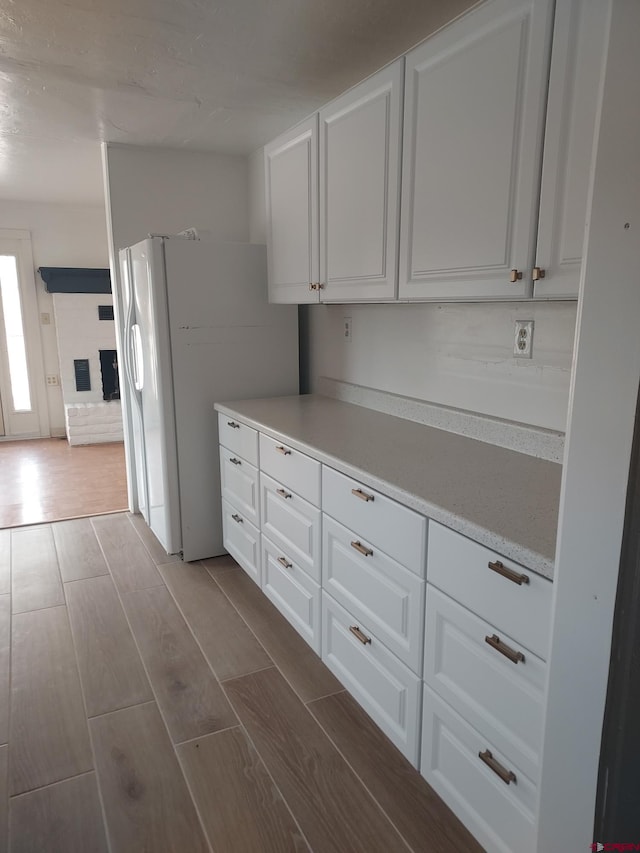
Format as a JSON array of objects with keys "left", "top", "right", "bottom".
[{"left": 99, "top": 349, "right": 120, "bottom": 401}]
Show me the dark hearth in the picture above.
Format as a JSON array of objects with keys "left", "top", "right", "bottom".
[{"left": 99, "top": 349, "right": 120, "bottom": 400}]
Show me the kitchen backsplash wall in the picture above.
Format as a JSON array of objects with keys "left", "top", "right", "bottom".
[{"left": 249, "top": 148, "right": 576, "bottom": 434}]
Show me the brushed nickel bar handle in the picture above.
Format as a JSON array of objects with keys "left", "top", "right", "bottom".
[
  {"left": 351, "top": 540, "right": 373, "bottom": 557},
  {"left": 231, "top": 514, "right": 243, "bottom": 524},
  {"left": 488, "top": 560, "right": 529, "bottom": 586},
  {"left": 230, "top": 457, "right": 242, "bottom": 466},
  {"left": 478, "top": 749, "right": 516, "bottom": 785},
  {"left": 275, "top": 446, "right": 292, "bottom": 456},
  {"left": 227, "top": 421, "right": 240, "bottom": 429},
  {"left": 276, "top": 488, "right": 292, "bottom": 499},
  {"left": 485, "top": 634, "right": 525, "bottom": 665},
  {"left": 349, "top": 625, "right": 371, "bottom": 645},
  {"left": 351, "top": 488, "right": 374, "bottom": 503},
  {"left": 277, "top": 556, "right": 292, "bottom": 569}
]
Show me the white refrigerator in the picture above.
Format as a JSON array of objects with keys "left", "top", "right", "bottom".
[{"left": 119, "top": 236, "right": 298, "bottom": 561}]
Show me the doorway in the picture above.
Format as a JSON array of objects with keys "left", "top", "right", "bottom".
[
  {"left": 0, "top": 229, "right": 128, "bottom": 529},
  {"left": 0, "top": 234, "right": 48, "bottom": 439}
]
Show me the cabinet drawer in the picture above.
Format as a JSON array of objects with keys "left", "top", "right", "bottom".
[
  {"left": 421, "top": 685, "right": 536, "bottom": 853},
  {"left": 425, "top": 586, "right": 545, "bottom": 783},
  {"left": 221, "top": 499, "right": 261, "bottom": 586},
  {"left": 323, "top": 514, "right": 425, "bottom": 673},
  {"left": 322, "top": 466, "right": 427, "bottom": 576},
  {"left": 218, "top": 413, "right": 258, "bottom": 466},
  {"left": 262, "top": 535, "right": 321, "bottom": 654},
  {"left": 322, "top": 592, "right": 421, "bottom": 765},
  {"left": 259, "top": 434, "right": 321, "bottom": 506},
  {"left": 261, "top": 473, "right": 321, "bottom": 582},
  {"left": 219, "top": 446, "right": 259, "bottom": 527},
  {"left": 427, "top": 522, "right": 552, "bottom": 660}
]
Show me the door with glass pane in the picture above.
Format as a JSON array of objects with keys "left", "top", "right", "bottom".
[{"left": 0, "top": 236, "right": 45, "bottom": 437}]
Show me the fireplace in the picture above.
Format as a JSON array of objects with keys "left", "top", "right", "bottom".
[
  {"left": 52, "top": 293, "right": 124, "bottom": 445},
  {"left": 99, "top": 349, "right": 120, "bottom": 401}
]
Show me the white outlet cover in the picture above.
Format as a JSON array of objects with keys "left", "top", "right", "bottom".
[{"left": 514, "top": 320, "right": 534, "bottom": 358}]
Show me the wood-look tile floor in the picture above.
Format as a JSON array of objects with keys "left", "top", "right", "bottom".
[
  {"left": 0, "top": 440, "right": 127, "bottom": 530},
  {"left": 0, "top": 512, "right": 483, "bottom": 853}
]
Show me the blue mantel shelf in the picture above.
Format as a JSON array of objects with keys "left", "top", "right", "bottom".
[{"left": 39, "top": 267, "right": 111, "bottom": 294}]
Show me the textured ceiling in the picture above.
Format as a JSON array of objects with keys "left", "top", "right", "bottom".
[{"left": 0, "top": 0, "right": 476, "bottom": 204}]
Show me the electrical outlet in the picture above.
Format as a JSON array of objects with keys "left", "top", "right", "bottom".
[
  {"left": 46, "top": 374, "right": 59, "bottom": 386},
  {"left": 343, "top": 316, "right": 352, "bottom": 342},
  {"left": 514, "top": 320, "right": 534, "bottom": 358}
]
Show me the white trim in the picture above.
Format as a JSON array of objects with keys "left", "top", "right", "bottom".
[{"left": 536, "top": 1, "right": 640, "bottom": 848}]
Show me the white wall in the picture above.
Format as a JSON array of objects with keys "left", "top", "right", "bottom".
[
  {"left": 103, "top": 144, "right": 249, "bottom": 253},
  {"left": 0, "top": 201, "right": 109, "bottom": 433},
  {"left": 248, "top": 149, "right": 576, "bottom": 433}
]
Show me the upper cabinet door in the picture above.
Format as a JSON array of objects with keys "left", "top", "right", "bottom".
[
  {"left": 533, "top": 0, "right": 610, "bottom": 299},
  {"left": 319, "top": 60, "right": 404, "bottom": 302},
  {"left": 399, "top": 0, "right": 554, "bottom": 301},
  {"left": 265, "top": 116, "right": 320, "bottom": 303}
]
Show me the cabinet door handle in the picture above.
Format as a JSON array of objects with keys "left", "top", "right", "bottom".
[
  {"left": 227, "top": 421, "right": 240, "bottom": 429},
  {"left": 351, "top": 540, "right": 373, "bottom": 557},
  {"left": 351, "top": 487, "right": 374, "bottom": 503},
  {"left": 231, "top": 514, "right": 243, "bottom": 524},
  {"left": 485, "top": 634, "right": 525, "bottom": 664},
  {"left": 478, "top": 749, "right": 516, "bottom": 785},
  {"left": 275, "top": 446, "right": 292, "bottom": 456},
  {"left": 276, "top": 488, "right": 292, "bottom": 499},
  {"left": 349, "top": 625, "right": 371, "bottom": 645},
  {"left": 277, "top": 556, "right": 292, "bottom": 569},
  {"left": 230, "top": 457, "right": 242, "bottom": 466},
  {"left": 509, "top": 269, "right": 523, "bottom": 282},
  {"left": 488, "top": 560, "right": 529, "bottom": 585},
  {"left": 532, "top": 266, "right": 546, "bottom": 281}
]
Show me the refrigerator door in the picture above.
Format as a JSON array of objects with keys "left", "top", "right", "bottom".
[
  {"left": 119, "top": 247, "right": 149, "bottom": 523},
  {"left": 130, "top": 238, "right": 182, "bottom": 554}
]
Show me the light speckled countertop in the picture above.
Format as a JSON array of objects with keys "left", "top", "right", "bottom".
[{"left": 215, "top": 395, "right": 561, "bottom": 579}]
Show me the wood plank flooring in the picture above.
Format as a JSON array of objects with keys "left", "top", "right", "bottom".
[
  {"left": 0, "top": 439, "right": 127, "bottom": 529},
  {"left": 1, "top": 511, "right": 481, "bottom": 852}
]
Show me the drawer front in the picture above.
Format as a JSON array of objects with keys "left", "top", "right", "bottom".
[
  {"left": 259, "top": 434, "right": 321, "bottom": 506},
  {"left": 261, "top": 473, "right": 321, "bottom": 582},
  {"left": 262, "top": 535, "right": 321, "bottom": 653},
  {"left": 322, "top": 592, "right": 421, "bottom": 765},
  {"left": 218, "top": 413, "right": 259, "bottom": 466},
  {"left": 425, "top": 586, "right": 545, "bottom": 782},
  {"left": 322, "top": 466, "right": 427, "bottom": 575},
  {"left": 421, "top": 685, "right": 536, "bottom": 853},
  {"left": 427, "top": 522, "right": 553, "bottom": 660},
  {"left": 219, "top": 446, "right": 260, "bottom": 527},
  {"left": 323, "top": 514, "right": 425, "bottom": 673},
  {"left": 221, "top": 499, "right": 261, "bottom": 586}
]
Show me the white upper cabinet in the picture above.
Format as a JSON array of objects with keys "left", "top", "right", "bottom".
[
  {"left": 398, "top": 0, "right": 554, "bottom": 301},
  {"left": 319, "top": 60, "right": 404, "bottom": 302},
  {"left": 533, "top": 0, "right": 610, "bottom": 299},
  {"left": 265, "top": 116, "right": 320, "bottom": 303}
]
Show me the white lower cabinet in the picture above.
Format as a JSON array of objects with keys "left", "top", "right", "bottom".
[
  {"left": 260, "top": 472, "right": 321, "bottom": 582},
  {"left": 424, "top": 586, "right": 545, "bottom": 783},
  {"left": 322, "top": 592, "right": 421, "bottom": 765},
  {"left": 421, "top": 685, "right": 537, "bottom": 853},
  {"left": 217, "top": 407, "right": 551, "bottom": 852},
  {"left": 322, "top": 514, "right": 424, "bottom": 674},
  {"left": 262, "top": 535, "right": 321, "bottom": 653},
  {"left": 221, "top": 498, "right": 261, "bottom": 586},
  {"left": 219, "top": 446, "right": 260, "bottom": 528}
]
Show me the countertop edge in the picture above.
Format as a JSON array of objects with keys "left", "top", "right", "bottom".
[{"left": 215, "top": 400, "right": 555, "bottom": 580}]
